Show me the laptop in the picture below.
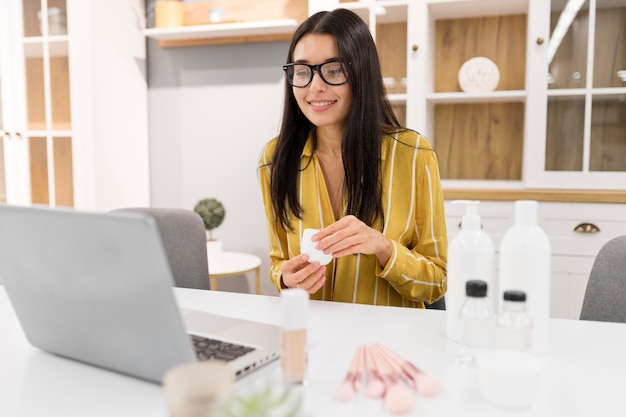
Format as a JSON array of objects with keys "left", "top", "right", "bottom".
[{"left": 0, "top": 204, "right": 280, "bottom": 384}]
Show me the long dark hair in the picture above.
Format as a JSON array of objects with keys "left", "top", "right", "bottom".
[{"left": 270, "top": 9, "right": 401, "bottom": 231}]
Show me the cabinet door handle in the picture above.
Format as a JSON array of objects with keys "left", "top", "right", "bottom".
[
  {"left": 1, "top": 130, "right": 16, "bottom": 140},
  {"left": 573, "top": 222, "right": 600, "bottom": 233},
  {"left": 536, "top": 37, "right": 544, "bottom": 45},
  {"left": 412, "top": 44, "right": 418, "bottom": 52}
]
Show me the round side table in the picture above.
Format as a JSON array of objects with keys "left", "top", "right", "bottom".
[{"left": 208, "top": 251, "right": 262, "bottom": 295}]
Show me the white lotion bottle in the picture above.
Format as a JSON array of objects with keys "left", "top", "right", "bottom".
[
  {"left": 446, "top": 200, "right": 496, "bottom": 341},
  {"left": 280, "top": 288, "right": 309, "bottom": 385},
  {"left": 499, "top": 200, "right": 551, "bottom": 356}
]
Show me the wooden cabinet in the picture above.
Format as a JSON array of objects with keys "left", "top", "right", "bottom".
[
  {"left": 412, "top": 0, "right": 531, "bottom": 186},
  {"left": 0, "top": 0, "right": 150, "bottom": 210}
]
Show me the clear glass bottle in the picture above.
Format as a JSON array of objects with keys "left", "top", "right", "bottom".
[
  {"left": 496, "top": 290, "right": 533, "bottom": 352},
  {"left": 458, "top": 279, "right": 493, "bottom": 366}
]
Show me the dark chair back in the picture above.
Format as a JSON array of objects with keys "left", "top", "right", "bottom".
[
  {"left": 426, "top": 297, "right": 446, "bottom": 310},
  {"left": 580, "top": 235, "right": 626, "bottom": 323}
]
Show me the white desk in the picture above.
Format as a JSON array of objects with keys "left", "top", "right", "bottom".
[
  {"left": 208, "top": 251, "right": 262, "bottom": 294},
  {"left": 1, "top": 286, "right": 625, "bottom": 416}
]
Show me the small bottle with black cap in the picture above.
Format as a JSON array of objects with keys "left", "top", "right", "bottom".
[
  {"left": 458, "top": 279, "right": 493, "bottom": 366},
  {"left": 496, "top": 290, "right": 533, "bottom": 352}
]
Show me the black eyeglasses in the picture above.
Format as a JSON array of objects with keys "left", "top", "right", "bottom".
[{"left": 282, "top": 60, "right": 350, "bottom": 88}]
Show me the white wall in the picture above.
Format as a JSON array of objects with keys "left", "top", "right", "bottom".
[{"left": 147, "top": 40, "right": 288, "bottom": 295}]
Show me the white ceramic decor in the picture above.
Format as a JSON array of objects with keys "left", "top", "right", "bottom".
[{"left": 458, "top": 57, "right": 500, "bottom": 93}]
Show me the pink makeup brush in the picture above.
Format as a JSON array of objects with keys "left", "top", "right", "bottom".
[
  {"left": 370, "top": 344, "right": 417, "bottom": 390},
  {"left": 363, "top": 343, "right": 386, "bottom": 398},
  {"left": 373, "top": 343, "right": 441, "bottom": 397},
  {"left": 334, "top": 345, "right": 364, "bottom": 402},
  {"left": 368, "top": 345, "right": 415, "bottom": 415}
]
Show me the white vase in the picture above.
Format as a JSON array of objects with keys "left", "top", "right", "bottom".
[{"left": 206, "top": 239, "right": 223, "bottom": 261}]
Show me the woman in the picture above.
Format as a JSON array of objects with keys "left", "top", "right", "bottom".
[{"left": 258, "top": 9, "right": 448, "bottom": 308}]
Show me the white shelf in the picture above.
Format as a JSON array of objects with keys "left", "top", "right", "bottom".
[
  {"left": 547, "top": 87, "right": 626, "bottom": 98},
  {"left": 427, "top": 0, "right": 528, "bottom": 19},
  {"left": 339, "top": 1, "right": 409, "bottom": 24},
  {"left": 23, "top": 37, "right": 69, "bottom": 57},
  {"left": 143, "top": 19, "right": 298, "bottom": 42},
  {"left": 387, "top": 93, "right": 407, "bottom": 103},
  {"left": 426, "top": 90, "right": 527, "bottom": 104}
]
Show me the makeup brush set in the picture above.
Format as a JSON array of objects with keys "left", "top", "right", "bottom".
[{"left": 334, "top": 343, "right": 441, "bottom": 415}]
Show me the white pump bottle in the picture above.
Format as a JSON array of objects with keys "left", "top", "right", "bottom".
[{"left": 446, "top": 200, "right": 496, "bottom": 341}]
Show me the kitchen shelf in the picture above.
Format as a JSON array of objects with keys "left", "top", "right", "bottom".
[
  {"left": 426, "top": 90, "right": 527, "bottom": 104},
  {"left": 143, "top": 19, "right": 299, "bottom": 47}
]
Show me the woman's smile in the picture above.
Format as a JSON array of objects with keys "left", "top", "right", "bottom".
[{"left": 308, "top": 99, "right": 337, "bottom": 110}]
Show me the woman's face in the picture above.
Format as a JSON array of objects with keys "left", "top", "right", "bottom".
[{"left": 291, "top": 34, "right": 353, "bottom": 134}]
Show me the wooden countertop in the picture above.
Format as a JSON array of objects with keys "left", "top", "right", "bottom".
[{"left": 443, "top": 189, "right": 626, "bottom": 204}]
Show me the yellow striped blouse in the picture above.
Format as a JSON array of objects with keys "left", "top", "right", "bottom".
[{"left": 258, "top": 129, "right": 448, "bottom": 308}]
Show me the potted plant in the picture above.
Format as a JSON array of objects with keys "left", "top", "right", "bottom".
[
  {"left": 214, "top": 378, "right": 306, "bottom": 417},
  {"left": 194, "top": 197, "right": 226, "bottom": 257}
]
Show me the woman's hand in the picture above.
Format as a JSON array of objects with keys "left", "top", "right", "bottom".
[
  {"left": 314, "top": 215, "right": 393, "bottom": 266},
  {"left": 280, "top": 254, "right": 326, "bottom": 294}
]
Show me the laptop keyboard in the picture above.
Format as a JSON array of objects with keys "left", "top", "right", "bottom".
[{"left": 190, "top": 335, "right": 256, "bottom": 362}]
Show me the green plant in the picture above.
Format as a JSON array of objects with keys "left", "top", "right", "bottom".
[
  {"left": 194, "top": 197, "right": 226, "bottom": 240},
  {"left": 214, "top": 379, "right": 307, "bottom": 417}
]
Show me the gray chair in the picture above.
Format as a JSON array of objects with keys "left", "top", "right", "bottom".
[
  {"left": 111, "top": 207, "right": 211, "bottom": 290},
  {"left": 579, "top": 235, "right": 626, "bottom": 323}
]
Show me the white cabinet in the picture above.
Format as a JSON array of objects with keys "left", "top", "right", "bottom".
[
  {"left": 0, "top": 0, "right": 150, "bottom": 210},
  {"left": 445, "top": 199, "right": 626, "bottom": 319},
  {"left": 0, "top": 0, "right": 31, "bottom": 204},
  {"left": 422, "top": 0, "right": 626, "bottom": 191},
  {"left": 526, "top": 0, "right": 626, "bottom": 190}
]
